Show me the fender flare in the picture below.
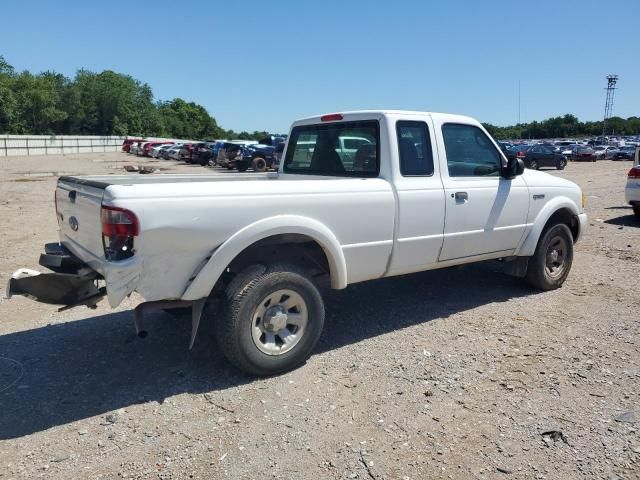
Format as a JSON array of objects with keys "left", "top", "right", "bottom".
[
  {"left": 516, "top": 197, "right": 580, "bottom": 257},
  {"left": 181, "top": 215, "right": 348, "bottom": 301}
]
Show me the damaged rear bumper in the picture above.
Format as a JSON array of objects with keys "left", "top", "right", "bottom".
[{"left": 6, "top": 243, "right": 106, "bottom": 310}]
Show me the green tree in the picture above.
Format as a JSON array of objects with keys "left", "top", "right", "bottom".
[
  {"left": 0, "top": 55, "right": 17, "bottom": 132},
  {"left": 157, "top": 98, "right": 223, "bottom": 139},
  {"left": 11, "top": 70, "right": 67, "bottom": 134}
]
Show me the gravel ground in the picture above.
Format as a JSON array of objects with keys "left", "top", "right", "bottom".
[{"left": 0, "top": 153, "right": 638, "bottom": 479}]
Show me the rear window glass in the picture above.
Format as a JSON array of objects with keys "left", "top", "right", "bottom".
[{"left": 283, "top": 121, "right": 379, "bottom": 177}]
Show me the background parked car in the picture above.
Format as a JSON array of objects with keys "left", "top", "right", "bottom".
[
  {"left": 216, "top": 142, "right": 247, "bottom": 169},
  {"left": 178, "top": 143, "right": 195, "bottom": 162},
  {"left": 561, "top": 144, "right": 579, "bottom": 156},
  {"left": 236, "top": 136, "right": 287, "bottom": 172},
  {"left": 593, "top": 145, "right": 617, "bottom": 159},
  {"left": 514, "top": 144, "right": 567, "bottom": 170},
  {"left": 189, "top": 142, "right": 214, "bottom": 165},
  {"left": 122, "top": 138, "right": 143, "bottom": 152},
  {"left": 613, "top": 146, "right": 636, "bottom": 161},
  {"left": 166, "top": 144, "right": 184, "bottom": 160},
  {"left": 151, "top": 143, "right": 174, "bottom": 158},
  {"left": 159, "top": 144, "right": 176, "bottom": 159},
  {"left": 570, "top": 146, "right": 596, "bottom": 162},
  {"left": 128, "top": 142, "right": 142, "bottom": 155},
  {"left": 142, "top": 142, "right": 166, "bottom": 157}
]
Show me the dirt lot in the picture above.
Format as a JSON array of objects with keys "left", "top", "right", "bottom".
[{"left": 0, "top": 153, "right": 638, "bottom": 479}]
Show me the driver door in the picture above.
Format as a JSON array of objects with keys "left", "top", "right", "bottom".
[{"left": 436, "top": 122, "right": 530, "bottom": 261}]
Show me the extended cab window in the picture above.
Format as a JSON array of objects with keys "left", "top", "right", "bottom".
[
  {"left": 283, "top": 121, "right": 379, "bottom": 177},
  {"left": 442, "top": 124, "right": 502, "bottom": 177},
  {"left": 396, "top": 121, "right": 434, "bottom": 176}
]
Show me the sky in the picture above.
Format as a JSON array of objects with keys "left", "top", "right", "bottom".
[{"left": 1, "top": 0, "right": 638, "bottom": 133}]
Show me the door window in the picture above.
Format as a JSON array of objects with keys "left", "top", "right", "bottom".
[
  {"left": 442, "top": 124, "right": 502, "bottom": 177},
  {"left": 396, "top": 121, "right": 434, "bottom": 176}
]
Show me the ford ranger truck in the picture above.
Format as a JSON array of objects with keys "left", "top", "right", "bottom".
[{"left": 7, "top": 110, "right": 588, "bottom": 376}]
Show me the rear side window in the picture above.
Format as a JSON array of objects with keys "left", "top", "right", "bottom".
[
  {"left": 283, "top": 121, "right": 379, "bottom": 177},
  {"left": 442, "top": 123, "right": 502, "bottom": 177},
  {"left": 396, "top": 121, "right": 434, "bottom": 176}
]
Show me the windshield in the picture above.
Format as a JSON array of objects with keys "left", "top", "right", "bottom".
[{"left": 283, "top": 121, "right": 379, "bottom": 177}]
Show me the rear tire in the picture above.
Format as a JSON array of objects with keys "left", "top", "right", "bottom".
[
  {"left": 557, "top": 158, "right": 567, "bottom": 170},
  {"left": 525, "top": 223, "right": 574, "bottom": 290},
  {"left": 252, "top": 157, "right": 267, "bottom": 172},
  {"left": 236, "top": 162, "right": 249, "bottom": 172},
  {"left": 633, "top": 205, "right": 640, "bottom": 218},
  {"left": 216, "top": 264, "right": 325, "bottom": 376},
  {"left": 528, "top": 160, "right": 539, "bottom": 170}
]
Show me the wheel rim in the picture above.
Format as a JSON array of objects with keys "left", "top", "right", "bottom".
[
  {"left": 251, "top": 289, "right": 308, "bottom": 356},
  {"left": 255, "top": 159, "right": 266, "bottom": 170},
  {"left": 545, "top": 235, "right": 568, "bottom": 278},
  {"left": 530, "top": 161, "right": 537, "bottom": 169}
]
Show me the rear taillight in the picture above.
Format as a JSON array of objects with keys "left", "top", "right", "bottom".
[
  {"left": 101, "top": 205, "right": 139, "bottom": 261},
  {"left": 516, "top": 151, "right": 525, "bottom": 159},
  {"left": 628, "top": 167, "right": 640, "bottom": 179}
]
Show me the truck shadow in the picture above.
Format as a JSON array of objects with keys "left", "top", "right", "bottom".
[
  {"left": 604, "top": 214, "right": 639, "bottom": 228},
  {"left": 0, "top": 262, "right": 532, "bottom": 439}
]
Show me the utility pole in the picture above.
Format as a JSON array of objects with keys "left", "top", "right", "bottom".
[
  {"left": 517, "top": 80, "right": 522, "bottom": 139},
  {"left": 602, "top": 75, "right": 618, "bottom": 140}
]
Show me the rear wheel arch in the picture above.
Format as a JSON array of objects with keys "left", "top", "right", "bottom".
[{"left": 181, "top": 217, "right": 348, "bottom": 301}]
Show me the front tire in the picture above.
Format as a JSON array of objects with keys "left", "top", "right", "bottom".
[
  {"left": 217, "top": 264, "right": 325, "bottom": 376},
  {"left": 525, "top": 223, "right": 574, "bottom": 290}
]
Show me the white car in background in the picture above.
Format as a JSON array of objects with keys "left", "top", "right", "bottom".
[
  {"left": 625, "top": 147, "right": 640, "bottom": 217},
  {"left": 593, "top": 146, "right": 616, "bottom": 160},
  {"left": 167, "top": 144, "right": 184, "bottom": 160},
  {"left": 150, "top": 143, "right": 173, "bottom": 158},
  {"left": 129, "top": 142, "right": 142, "bottom": 155}
]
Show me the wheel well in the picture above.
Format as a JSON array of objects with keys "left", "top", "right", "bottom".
[
  {"left": 215, "top": 234, "right": 331, "bottom": 293},
  {"left": 544, "top": 208, "right": 579, "bottom": 241}
]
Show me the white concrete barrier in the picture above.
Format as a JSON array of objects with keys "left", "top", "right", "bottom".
[{"left": 0, "top": 135, "right": 126, "bottom": 157}]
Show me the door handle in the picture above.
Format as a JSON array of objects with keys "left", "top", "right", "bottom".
[{"left": 454, "top": 191, "right": 468, "bottom": 201}]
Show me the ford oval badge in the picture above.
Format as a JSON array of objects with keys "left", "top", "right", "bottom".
[{"left": 69, "top": 216, "right": 79, "bottom": 232}]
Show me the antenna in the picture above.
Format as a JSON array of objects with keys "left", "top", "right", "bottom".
[
  {"left": 602, "top": 75, "right": 618, "bottom": 138},
  {"left": 518, "top": 79, "right": 521, "bottom": 125}
]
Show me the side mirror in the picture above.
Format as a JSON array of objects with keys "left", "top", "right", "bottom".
[{"left": 503, "top": 157, "right": 525, "bottom": 179}]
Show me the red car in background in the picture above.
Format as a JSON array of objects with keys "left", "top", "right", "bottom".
[
  {"left": 121, "top": 138, "right": 143, "bottom": 152},
  {"left": 570, "top": 146, "right": 596, "bottom": 162},
  {"left": 142, "top": 142, "right": 168, "bottom": 157}
]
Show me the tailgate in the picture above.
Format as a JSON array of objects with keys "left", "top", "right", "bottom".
[{"left": 56, "top": 177, "right": 106, "bottom": 259}]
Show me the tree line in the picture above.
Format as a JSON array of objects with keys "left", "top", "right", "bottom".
[
  {"left": 483, "top": 113, "right": 640, "bottom": 140},
  {"left": 0, "top": 56, "right": 270, "bottom": 140},
  {"left": 2, "top": 56, "right": 638, "bottom": 141}
]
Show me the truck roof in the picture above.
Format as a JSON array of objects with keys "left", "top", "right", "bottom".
[{"left": 293, "top": 110, "right": 480, "bottom": 126}]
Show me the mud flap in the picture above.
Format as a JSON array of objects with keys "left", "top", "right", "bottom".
[
  {"left": 6, "top": 269, "right": 105, "bottom": 309},
  {"left": 503, "top": 256, "right": 530, "bottom": 278}
]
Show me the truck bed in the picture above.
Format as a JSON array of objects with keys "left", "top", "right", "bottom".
[{"left": 55, "top": 172, "right": 397, "bottom": 307}]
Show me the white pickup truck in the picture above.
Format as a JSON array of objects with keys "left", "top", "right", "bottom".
[{"left": 8, "top": 110, "right": 587, "bottom": 375}]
